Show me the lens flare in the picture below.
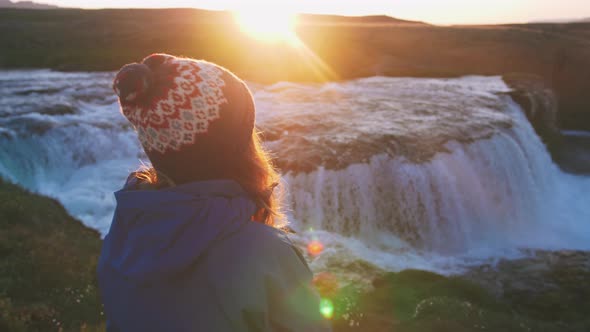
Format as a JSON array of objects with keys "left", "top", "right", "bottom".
[
  {"left": 307, "top": 240, "right": 324, "bottom": 256},
  {"left": 313, "top": 272, "right": 339, "bottom": 298},
  {"left": 234, "top": 9, "right": 297, "bottom": 43},
  {"left": 319, "top": 298, "right": 334, "bottom": 319}
]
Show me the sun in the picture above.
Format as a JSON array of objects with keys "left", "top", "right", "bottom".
[{"left": 234, "top": 9, "right": 297, "bottom": 43}]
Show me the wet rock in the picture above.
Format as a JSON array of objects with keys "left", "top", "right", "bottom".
[
  {"left": 38, "top": 104, "right": 76, "bottom": 116},
  {"left": 555, "top": 131, "right": 590, "bottom": 174},
  {"left": 14, "top": 88, "right": 62, "bottom": 96},
  {"left": 503, "top": 73, "right": 563, "bottom": 154}
]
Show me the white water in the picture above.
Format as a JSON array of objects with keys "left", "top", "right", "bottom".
[
  {"left": 0, "top": 70, "right": 142, "bottom": 235},
  {"left": 1, "top": 71, "right": 589, "bottom": 276},
  {"left": 286, "top": 100, "right": 590, "bottom": 276}
]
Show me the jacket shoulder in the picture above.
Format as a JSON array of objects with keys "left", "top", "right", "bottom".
[
  {"left": 196, "top": 222, "right": 330, "bottom": 331},
  {"left": 206, "top": 221, "right": 308, "bottom": 273}
]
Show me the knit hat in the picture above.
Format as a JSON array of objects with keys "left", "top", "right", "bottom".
[{"left": 113, "top": 54, "right": 256, "bottom": 183}]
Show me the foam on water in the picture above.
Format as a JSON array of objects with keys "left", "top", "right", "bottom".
[
  {"left": 0, "top": 70, "right": 141, "bottom": 235},
  {"left": 285, "top": 100, "right": 590, "bottom": 275},
  {"left": 1, "top": 70, "right": 589, "bottom": 276},
  {"left": 0, "top": 110, "right": 142, "bottom": 235},
  {"left": 254, "top": 76, "right": 514, "bottom": 171}
]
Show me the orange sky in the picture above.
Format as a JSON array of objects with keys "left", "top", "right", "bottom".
[{"left": 21, "top": 0, "right": 590, "bottom": 25}]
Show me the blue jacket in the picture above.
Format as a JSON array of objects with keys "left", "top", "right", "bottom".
[{"left": 97, "top": 178, "right": 331, "bottom": 332}]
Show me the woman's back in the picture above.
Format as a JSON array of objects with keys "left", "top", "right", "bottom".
[{"left": 98, "top": 178, "right": 329, "bottom": 331}]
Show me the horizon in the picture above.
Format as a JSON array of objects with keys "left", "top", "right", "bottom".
[{"left": 8, "top": 0, "right": 590, "bottom": 25}]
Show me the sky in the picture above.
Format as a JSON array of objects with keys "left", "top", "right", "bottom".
[{"left": 22, "top": 0, "right": 590, "bottom": 25}]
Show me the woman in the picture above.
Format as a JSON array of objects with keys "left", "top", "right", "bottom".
[{"left": 97, "top": 54, "right": 331, "bottom": 332}]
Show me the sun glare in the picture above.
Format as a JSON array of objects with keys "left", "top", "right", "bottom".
[{"left": 234, "top": 10, "right": 297, "bottom": 43}]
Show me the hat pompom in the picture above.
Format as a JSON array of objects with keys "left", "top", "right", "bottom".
[
  {"left": 113, "top": 63, "right": 153, "bottom": 103},
  {"left": 142, "top": 53, "right": 175, "bottom": 70}
]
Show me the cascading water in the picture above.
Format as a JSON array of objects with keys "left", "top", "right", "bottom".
[
  {"left": 0, "top": 70, "right": 142, "bottom": 234},
  {"left": 285, "top": 101, "right": 590, "bottom": 255},
  {"left": 1, "top": 70, "right": 589, "bottom": 276}
]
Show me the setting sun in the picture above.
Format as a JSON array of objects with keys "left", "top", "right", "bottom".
[{"left": 234, "top": 9, "right": 297, "bottom": 42}]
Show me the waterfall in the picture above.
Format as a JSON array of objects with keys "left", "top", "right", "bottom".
[
  {"left": 285, "top": 99, "right": 590, "bottom": 254},
  {"left": 1, "top": 71, "right": 589, "bottom": 274}
]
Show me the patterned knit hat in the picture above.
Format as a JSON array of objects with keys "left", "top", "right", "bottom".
[{"left": 113, "top": 54, "right": 256, "bottom": 183}]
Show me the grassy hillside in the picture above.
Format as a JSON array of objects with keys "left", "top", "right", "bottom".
[
  {"left": 1, "top": 8, "right": 589, "bottom": 130},
  {"left": 0, "top": 179, "right": 104, "bottom": 331}
]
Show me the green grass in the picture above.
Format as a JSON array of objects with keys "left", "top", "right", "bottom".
[
  {"left": 0, "top": 178, "right": 104, "bottom": 332},
  {"left": 330, "top": 268, "right": 590, "bottom": 332}
]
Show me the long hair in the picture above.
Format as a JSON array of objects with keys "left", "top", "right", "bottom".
[{"left": 134, "top": 130, "right": 287, "bottom": 229}]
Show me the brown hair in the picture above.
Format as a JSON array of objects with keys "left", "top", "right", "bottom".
[{"left": 134, "top": 130, "right": 286, "bottom": 229}]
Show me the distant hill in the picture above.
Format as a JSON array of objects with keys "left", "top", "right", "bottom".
[
  {"left": 530, "top": 17, "right": 590, "bottom": 23},
  {"left": 297, "top": 14, "right": 426, "bottom": 26},
  {"left": 0, "top": 0, "right": 57, "bottom": 9}
]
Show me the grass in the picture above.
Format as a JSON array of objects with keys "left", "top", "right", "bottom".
[
  {"left": 0, "top": 178, "right": 104, "bottom": 332},
  {"left": 330, "top": 267, "right": 590, "bottom": 332}
]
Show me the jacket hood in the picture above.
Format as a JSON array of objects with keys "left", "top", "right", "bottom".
[{"left": 99, "top": 178, "right": 257, "bottom": 284}]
